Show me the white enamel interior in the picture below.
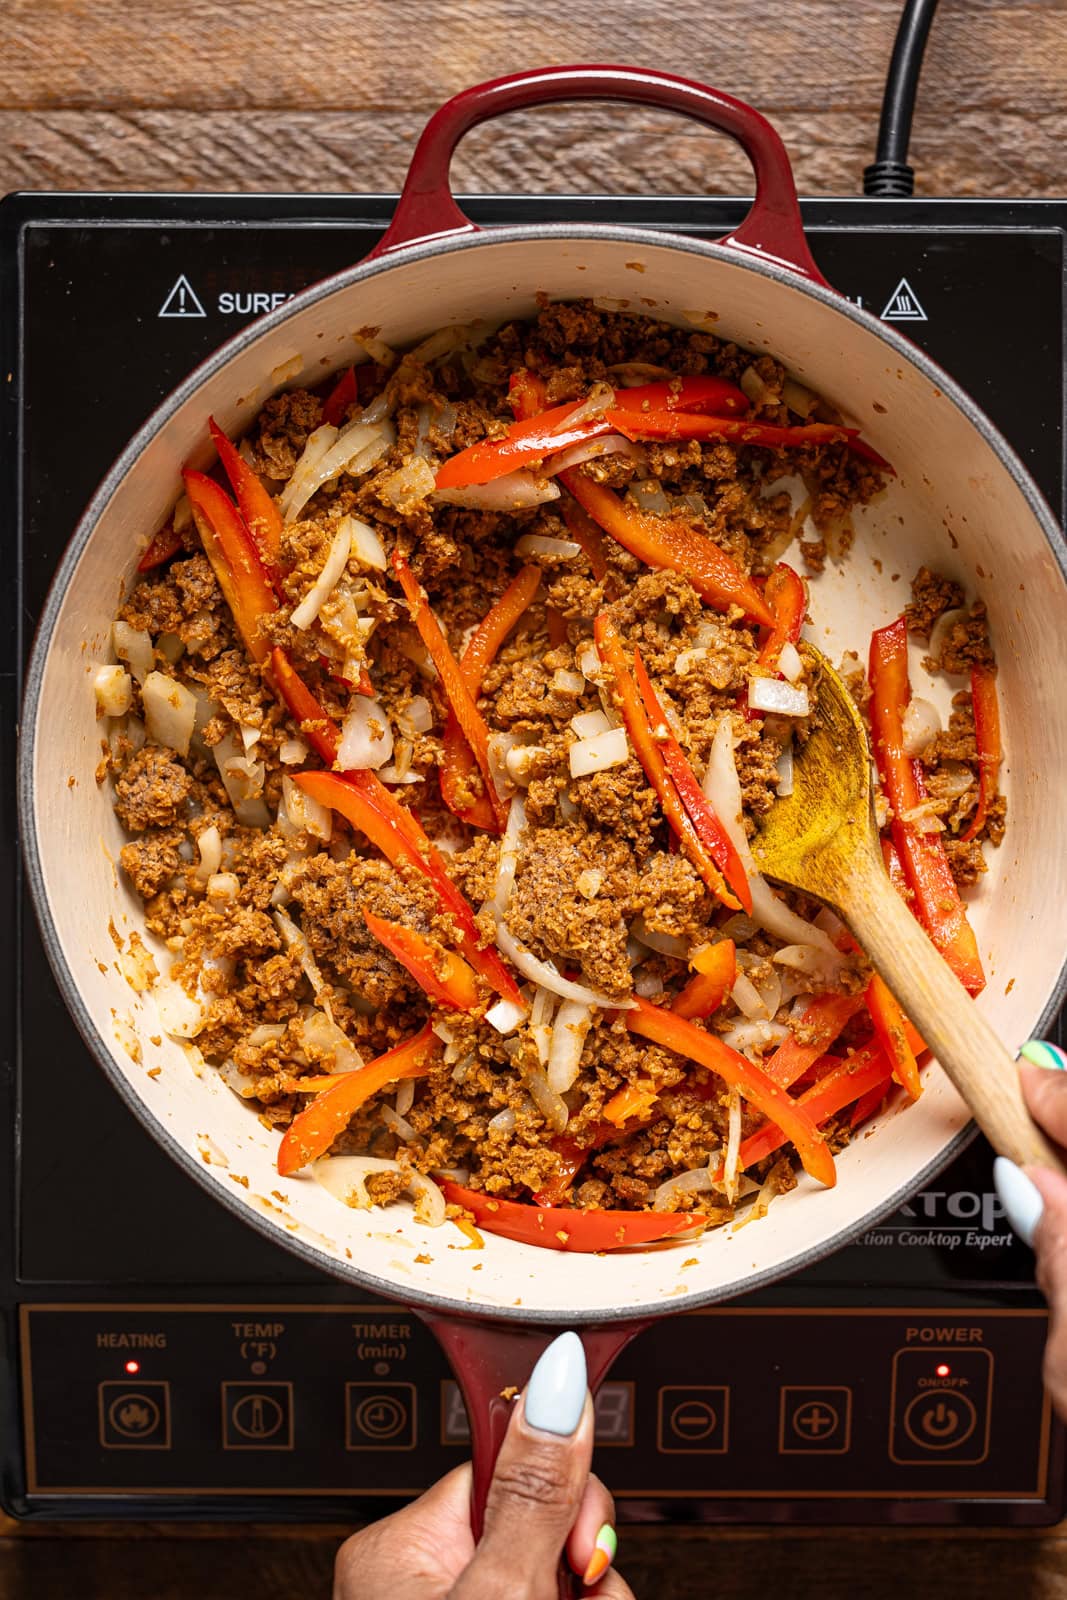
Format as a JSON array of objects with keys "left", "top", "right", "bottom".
[{"left": 23, "top": 228, "right": 1067, "bottom": 1323}]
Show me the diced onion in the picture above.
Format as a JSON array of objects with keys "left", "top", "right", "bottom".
[
  {"left": 404, "top": 695, "right": 434, "bottom": 734},
  {"left": 569, "top": 726, "right": 629, "bottom": 778},
  {"left": 776, "top": 741, "right": 794, "bottom": 797},
  {"left": 783, "top": 377, "right": 816, "bottom": 417},
  {"left": 653, "top": 1167, "right": 715, "bottom": 1211},
  {"left": 741, "top": 365, "right": 769, "bottom": 405},
  {"left": 193, "top": 825, "right": 222, "bottom": 884},
  {"left": 379, "top": 456, "right": 437, "bottom": 511},
  {"left": 628, "top": 479, "right": 671, "bottom": 516},
  {"left": 937, "top": 759, "right": 976, "bottom": 798},
  {"left": 338, "top": 696, "right": 394, "bottom": 770},
  {"left": 290, "top": 521, "right": 353, "bottom": 629},
  {"left": 577, "top": 869, "right": 602, "bottom": 900},
  {"left": 280, "top": 737, "right": 309, "bottom": 764},
  {"left": 674, "top": 647, "right": 707, "bottom": 677},
  {"left": 142, "top": 671, "right": 197, "bottom": 757},
  {"left": 487, "top": 731, "right": 519, "bottom": 799},
  {"left": 282, "top": 774, "right": 333, "bottom": 841},
  {"left": 346, "top": 516, "right": 387, "bottom": 571},
  {"left": 494, "top": 921, "right": 633, "bottom": 1009},
  {"left": 570, "top": 708, "right": 610, "bottom": 739},
  {"left": 902, "top": 696, "right": 941, "bottom": 758},
  {"left": 213, "top": 729, "right": 270, "bottom": 827},
  {"left": 154, "top": 978, "right": 208, "bottom": 1039},
  {"left": 94, "top": 664, "right": 133, "bottom": 717},
  {"left": 778, "top": 642, "right": 803, "bottom": 683},
  {"left": 748, "top": 678, "right": 810, "bottom": 717},
  {"left": 522, "top": 1062, "right": 569, "bottom": 1133},
  {"left": 546, "top": 1000, "right": 593, "bottom": 1093},
  {"left": 552, "top": 668, "right": 584, "bottom": 695},
  {"left": 492, "top": 795, "right": 527, "bottom": 917},
  {"left": 486, "top": 998, "right": 526, "bottom": 1035},
  {"left": 207, "top": 872, "right": 239, "bottom": 901},
  {"left": 112, "top": 621, "right": 153, "bottom": 685},
  {"left": 514, "top": 534, "right": 582, "bottom": 561},
  {"left": 721, "top": 1019, "right": 792, "bottom": 1054},
  {"left": 434, "top": 472, "right": 560, "bottom": 510},
  {"left": 577, "top": 642, "right": 601, "bottom": 680}
]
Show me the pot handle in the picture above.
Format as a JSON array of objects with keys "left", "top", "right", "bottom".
[
  {"left": 370, "top": 64, "right": 827, "bottom": 285},
  {"left": 421, "top": 1312, "right": 647, "bottom": 1598}
]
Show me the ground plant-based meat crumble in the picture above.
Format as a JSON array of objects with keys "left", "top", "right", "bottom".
[{"left": 95, "top": 303, "right": 1004, "bottom": 1252}]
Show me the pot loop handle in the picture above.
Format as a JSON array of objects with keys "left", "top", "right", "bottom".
[{"left": 371, "top": 64, "right": 828, "bottom": 286}]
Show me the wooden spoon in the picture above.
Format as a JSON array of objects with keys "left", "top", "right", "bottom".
[{"left": 751, "top": 647, "right": 1064, "bottom": 1173}]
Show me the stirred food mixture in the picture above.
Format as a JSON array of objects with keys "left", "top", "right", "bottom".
[{"left": 96, "top": 301, "right": 1003, "bottom": 1251}]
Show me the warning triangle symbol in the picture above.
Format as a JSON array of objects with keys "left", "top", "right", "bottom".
[
  {"left": 158, "top": 274, "right": 207, "bottom": 319},
  {"left": 880, "top": 276, "right": 927, "bottom": 322}
]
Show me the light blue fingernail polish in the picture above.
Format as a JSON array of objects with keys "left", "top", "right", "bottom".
[
  {"left": 994, "top": 1156, "right": 1044, "bottom": 1248},
  {"left": 524, "top": 1331, "right": 587, "bottom": 1436},
  {"left": 1021, "top": 1039, "right": 1067, "bottom": 1072}
]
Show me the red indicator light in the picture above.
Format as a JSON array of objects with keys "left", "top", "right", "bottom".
[
  {"left": 935, "top": 1363, "right": 950, "bottom": 1378},
  {"left": 124, "top": 1359, "right": 141, "bottom": 1375}
]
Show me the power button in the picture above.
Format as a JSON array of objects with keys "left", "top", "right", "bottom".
[{"left": 889, "top": 1347, "right": 992, "bottom": 1465}]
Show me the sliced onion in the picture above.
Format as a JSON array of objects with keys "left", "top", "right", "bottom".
[
  {"left": 776, "top": 741, "right": 794, "bottom": 797},
  {"left": 281, "top": 422, "right": 395, "bottom": 521},
  {"left": 379, "top": 455, "right": 437, "bottom": 511},
  {"left": 275, "top": 908, "right": 330, "bottom": 1002},
  {"left": 653, "top": 1167, "right": 715, "bottom": 1211},
  {"left": 721, "top": 1019, "right": 792, "bottom": 1054},
  {"left": 355, "top": 333, "right": 396, "bottom": 367},
  {"left": 314, "top": 1155, "right": 446, "bottom": 1226},
  {"left": 731, "top": 1161, "right": 784, "bottom": 1233},
  {"left": 492, "top": 794, "right": 527, "bottom": 917},
  {"left": 290, "top": 520, "right": 352, "bottom": 629},
  {"left": 723, "top": 1091, "right": 743, "bottom": 1203},
  {"left": 741, "top": 365, "right": 770, "bottom": 406},
  {"left": 748, "top": 678, "right": 810, "bottom": 717},
  {"left": 546, "top": 1000, "right": 593, "bottom": 1093},
  {"left": 488, "top": 731, "right": 520, "bottom": 799},
  {"left": 778, "top": 641, "right": 803, "bottom": 683},
  {"left": 544, "top": 434, "right": 645, "bottom": 476},
  {"left": 142, "top": 671, "right": 197, "bottom": 757},
  {"left": 731, "top": 970, "right": 769, "bottom": 1020},
  {"left": 282, "top": 774, "right": 333, "bottom": 841},
  {"left": 783, "top": 377, "right": 816, "bottom": 417},
  {"left": 635, "top": 969, "right": 665, "bottom": 998},
  {"left": 514, "top": 534, "right": 581, "bottom": 561},
  {"left": 522, "top": 1062, "right": 569, "bottom": 1133},
  {"left": 569, "top": 726, "right": 629, "bottom": 778},
  {"left": 630, "top": 913, "right": 689, "bottom": 961},
  {"left": 404, "top": 695, "right": 434, "bottom": 734},
  {"left": 486, "top": 998, "right": 526, "bottom": 1035},
  {"left": 376, "top": 764, "right": 420, "bottom": 785},
  {"left": 94, "top": 664, "right": 133, "bottom": 717},
  {"left": 937, "top": 759, "right": 976, "bottom": 798},
  {"left": 773, "top": 943, "right": 846, "bottom": 984},
  {"left": 434, "top": 472, "right": 560, "bottom": 510},
  {"left": 488, "top": 1107, "right": 517, "bottom": 1135},
  {"left": 112, "top": 621, "right": 153, "bottom": 685},
  {"left": 928, "top": 606, "right": 970, "bottom": 666},
  {"left": 381, "top": 1104, "right": 419, "bottom": 1143},
  {"left": 494, "top": 921, "right": 633, "bottom": 1009},
  {"left": 902, "top": 696, "right": 941, "bottom": 758},
  {"left": 394, "top": 1076, "right": 416, "bottom": 1118},
  {"left": 570, "top": 708, "right": 610, "bottom": 739},
  {"left": 674, "top": 647, "right": 707, "bottom": 677},
  {"left": 346, "top": 516, "right": 387, "bottom": 571},
  {"left": 193, "top": 825, "right": 222, "bottom": 884},
  {"left": 338, "top": 696, "right": 394, "bottom": 770},
  {"left": 278, "top": 424, "right": 338, "bottom": 517}
]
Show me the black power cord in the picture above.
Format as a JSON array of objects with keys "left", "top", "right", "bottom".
[{"left": 863, "top": 0, "right": 942, "bottom": 196}]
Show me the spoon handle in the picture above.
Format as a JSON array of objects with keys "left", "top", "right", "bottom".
[{"left": 839, "top": 849, "right": 1067, "bottom": 1175}]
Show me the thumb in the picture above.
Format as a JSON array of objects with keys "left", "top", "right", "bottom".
[
  {"left": 996, "top": 1154, "right": 1067, "bottom": 1422},
  {"left": 451, "top": 1331, "right": 593, "bottom": 1600}
]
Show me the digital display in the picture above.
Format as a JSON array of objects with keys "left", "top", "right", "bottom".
[{"left": 441, "top": 1381, "right": 633, "bottom": 1446}]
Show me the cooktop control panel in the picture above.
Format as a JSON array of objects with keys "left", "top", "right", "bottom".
[{"left": 21, "top": 1305, "right": 1052, "bottom": 1512}]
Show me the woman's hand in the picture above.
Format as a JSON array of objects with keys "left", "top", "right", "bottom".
[
  {"left": 333, "top": 1332, "right": 635, "bottom": 1600},
  {"left": 994, "top": 1038, "right": 1067, "bottom": 1416}
]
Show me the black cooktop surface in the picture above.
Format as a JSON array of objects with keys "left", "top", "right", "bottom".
[{"left": 2, "top": 191, "right": 1065, "bottom": 1524}]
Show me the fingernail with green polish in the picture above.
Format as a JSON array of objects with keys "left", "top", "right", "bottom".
[
  {"left": 582, "top": 1522, "right": 617, "bottom": 1587},
  {"left": 1021, "top": 1040, "right": 1067, "bottom": 1072}
]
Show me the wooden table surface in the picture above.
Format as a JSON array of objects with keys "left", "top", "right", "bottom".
[{"left": 6, "top": 0, "right": 1067, "bottom": 1594}]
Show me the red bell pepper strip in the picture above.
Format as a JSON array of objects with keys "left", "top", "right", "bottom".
[
  {"left": 509, "top": 368, "right": 549, "bottom": 420},
  {"left": 868, "top": 618, "right": 985, "bottom": 994},
  {"left": 882, "top": 834, "right": 910, "bottom": 898},
  {"left": 183, "top": 469, "right": 277, "bottom": 666},
  {"left": 439, "top": 565, "right": 541, "bottom": 831},
  {"left": 566, "top": 474, "right": 774, "bottom": 625},
  {"left": 757, "top": 563, "right": 806, "bottom": 671},
  {"left": 363, "top": 910, "right": 481, "bottom": 1011},
  {"left": 276, "top": 1024, "right": 438, "bottom": 1176},
  {"left": 608, "top": 408, "right": 892, "bottom": 470},
  {"left": 632, "top": 649, "right": 752, "bottom": 912},
  {"left": 672, "top": 939, "right": 737, "bottom": 1021},
  {"left": 961, "top": 666, "right": 1002, "bottom": 843},
  {"left": 441, "top": 1181, "right": 705, "bottom": 1253},
  {"left": 321, "top": 366, "right": 357, "bottom": 428},
  {"left": 208, "top": 417, "right": 285, "bottom": 578},
  {"left": 626, "top": 996, "right": 836, "bottom": 1187},
  {"left": 851, "top": 1078, "right": 892, "bottom": 1128},
  {"left": 762, "top": 992, "right": 868, "bottom": 1089},
  {"left": 595, "top": 617, "right": 742, "bottom": 912},
  {"left": 560, "top": 498, "right": 610, "bottom": 582},
  {"left": 269, "top": 646, "right": 343, "bottom": 766},
  {"left": 392, "top": 551, "right": 508, "bottom": 832},
  {"left": 602, "top": 1079, "right": 663, "bottom": 1127},
  {"left": 292, "top": 769, "right": 522, "bottom": 1008},
  {"left": 865, "top": 973, "right": 922, "bottom": 1100},
  {"left": 137, "top": 520, "right": 182, "bottom": 572},
  {"left": 610, "top": 376, "right": 749, "bottom": 417},
  {"left": 532, "top": 1138, "right": 589, "bottom": 1207}
]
